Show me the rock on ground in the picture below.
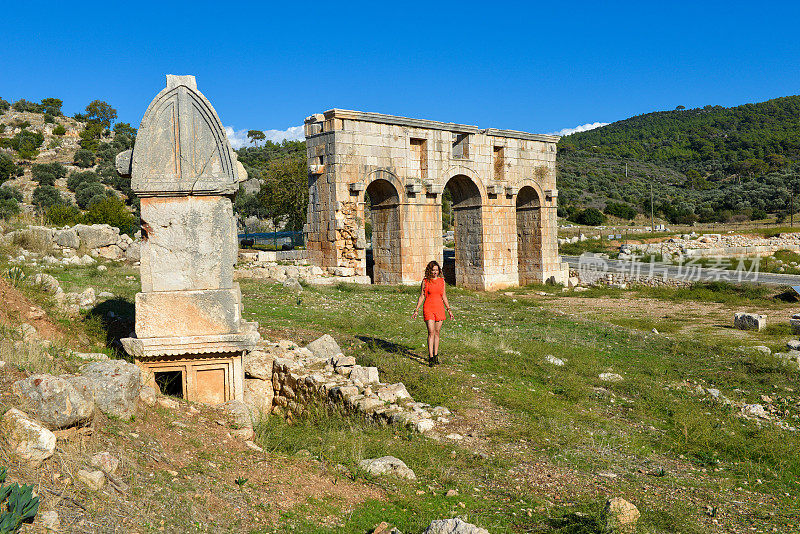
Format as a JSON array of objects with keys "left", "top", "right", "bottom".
[
  {"left": 91, "top": 451, "right": 120, "bottom": 475},
  {"left": 244, "top": 378, "right": 274, "bottom": 415},
  {"left": 305, "top": 334, "right": 342, "bottom": 360},
  {"left": 12, "top": 374, "right": 95, "bottom": 429},
  {"left": 359, "top": 456, "right": 416, "bottom": 480},
  {"left": 544, "top": 355, "right": 565, "bottom": 366},
  {"left": 734, "top": 312, "right": 766, "bottom": 331},
  {"left": 605, "top": 497, "right": 640, "bottom": 533},
  {"left": 282, "top": 278, "right": 303, "bottom": 291},
  {"left": 243, "top": 350, "right": 274, "bottom": 380},
  {"left": 1, "top": 408, "right": 56, "bottom": 467},
  {"left": 423, "top": 518, "right": 489, "bottom": 534},
  {"left": 77, "top": 469, "right": 106, "bottom": 491},
  {"left": 599, "top": 372, "right": 623, "bottom": 382},
  {"left": 80, "top": 360, "right": 142, "bottom": 420},
  {"left": 221, "top": 400, "right": 253, "bottom": 429},
  {"left": 38, "top": 510, "right": 60, "bottom": 532}
]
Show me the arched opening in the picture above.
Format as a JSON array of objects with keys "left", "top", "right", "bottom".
[
  {"left": 443, "top": 175, "right": 483, "bottom": 288},
  {"left": 516, "top": 186, "right": 542, "bottom": 285},
  {"left": 365, "top": 179, "right": 401, "bottom": 284}
]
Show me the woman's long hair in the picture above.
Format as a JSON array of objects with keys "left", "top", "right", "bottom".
[{"left": 424, "top": 260, "right": 441, "bottom": 280}]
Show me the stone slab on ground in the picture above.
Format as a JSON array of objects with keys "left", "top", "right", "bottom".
[
  {"left": 359, "top": 456, "right": 416, "bottom": 480},
  {"left": 734, "top": 312, "right": 766, "bottom": 331},
  {"left": 12, "top": 374, "right": 95, "bottom": 429},
  {"left": 1, "top": 408, "right": 56, "bottom": 467},
  {"left": 80, "top": 360, "right": 142, "bottom": 420}
]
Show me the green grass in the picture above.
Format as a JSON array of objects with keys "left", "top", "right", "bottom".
[{"left": 241, "top": 279, "right": 800, "bottom": 532}]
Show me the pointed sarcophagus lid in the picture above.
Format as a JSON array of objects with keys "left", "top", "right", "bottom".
[{"left": 131, "top": 75, "right": 245, "bottom": 196}]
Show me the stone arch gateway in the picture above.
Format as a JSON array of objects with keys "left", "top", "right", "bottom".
[{"left": 304, "top": 109, "right": 568, "bottom": 291}]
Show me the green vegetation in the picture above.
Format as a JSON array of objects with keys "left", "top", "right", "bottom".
[
  {"left": 0, "top": 186, "right": 22, "bottom": 220},
  {"left": 558, "top": 95, "right": 800, "bottom": 223},
  {"left": 31, "top": 162, "right": 66, "bottom": 187},
  {"left": 0, "top": 466, "right": 40, "bottom": 533},
  {"left": 73, "top": 148, "right": 95, "bottom": 168},
  {"left": 0, "top": 130, "right": 44, "bottom": 159},
  {"left": 52, "top": 124, "right": 66, "bottom": 136},
  {"left": 238, "top": 279, "right": 800, "bottom": 532},
  {"left": 0, "top": 155, "right": 22, "bottom": 185},
  {"left": 31, "top": 185, "right": 66, "bottom": 209}
]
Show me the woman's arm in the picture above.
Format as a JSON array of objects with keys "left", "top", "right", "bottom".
[
  {"left": 442, "top": 283, "right": 454, "bottom": 319},
  {"left": 412, "top": 280, "right": 426, "bottom": 318}
]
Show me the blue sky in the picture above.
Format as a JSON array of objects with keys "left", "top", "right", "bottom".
[{"left": 3, "top": 1, "right": 799, "bottom": 146}]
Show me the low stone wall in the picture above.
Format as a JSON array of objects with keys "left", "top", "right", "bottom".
[
  {"left": 239, "top": 249, "right": 308, "bottom": 263},
  {"left": 235, "top": 258, "right": 371, "bottom": 285},
  {"left": 571, "top": 269, "right": 694, "bottom": 289},
  {"left": 1, "top": 224, "right": 140, "bottom": 262},
  {"left": 629, "top": 233, "right": 800, "bottom": 260},
  {"left": 243, "top": 336, "right": 448, "bottom": 433}
]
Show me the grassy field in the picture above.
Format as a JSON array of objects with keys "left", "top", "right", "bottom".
[{"left": 239, "top": 279, "right": 800, "bottom": 533}]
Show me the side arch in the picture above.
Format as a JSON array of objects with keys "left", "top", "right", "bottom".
[
  {"left": 364, "top": 176, "right": 403, "bottom": 284},
  {"left": 439, "top": 165, "right": 488, "bottom": 206},
  {"left": 357, "top": 168, "right": 406, "bottom": 205},
  {"left": 516, "top": 185, "right": 544, "bottom": 285}
]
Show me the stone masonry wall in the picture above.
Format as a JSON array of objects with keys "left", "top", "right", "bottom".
[{"left": 304, "top": 110, "right": 569, "bottom": 290}]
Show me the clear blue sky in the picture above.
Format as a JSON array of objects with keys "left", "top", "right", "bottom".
[{"left": 3, "top": 0, "right": 799, "bottom": 142}]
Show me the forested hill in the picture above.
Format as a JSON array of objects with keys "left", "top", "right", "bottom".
[{"left": 557, "top": 96, "right": 800, "bottom": 224}]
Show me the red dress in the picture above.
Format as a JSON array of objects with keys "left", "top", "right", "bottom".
[{"left": 423, "top": 277, "right": 447, "bottom": 321}]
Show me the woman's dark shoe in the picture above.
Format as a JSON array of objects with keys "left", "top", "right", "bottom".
[
  {"left": 432, "top": 354, "right": 440, "bottom": 365},
  {"left": 428, "top": 356, "right": 435, "bottom": 367}
]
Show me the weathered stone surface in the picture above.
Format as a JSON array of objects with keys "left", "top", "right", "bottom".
[
  {"left": 349, "top": 365, "right": 379, "bottom": 385},
  {"left": 32, "top": 273, "right": 61, "bottom": 293},
  {"left": 376, "top": 383, "right": 411, "bottom": 403},
  {"left": 244, "top": 378, "right": 274, "bottom": 415},
  {"left": 77, "top": 469, "right": 106, "bottom": 491},
  {"left": 599, "top": 372, "right": 623, "bottom": 382},
  {"left": 605, "top": 497, "right": 640, "bottom": 533},
  {"left": 306, "top": 334, "right": 342, "bottom": 360},
  {"left": 1, "top": 408, "right": 56, "bottom": 467},
  {"left": 38, "top": 510, "right": 60, "bottom": 532},
  {"left": 96, "top": 244, "right": 125, "bottom": 260},
  {"left": 139, "top": 386, "right": 157, "bottom": 406},
  {"left": 359, "top": 456, "right": 416, "bottom": 480},
  {"left": 282, "top": 278, "right": 303, "bottom": 291},
  {"left": 12, "top": 374, "right": 95, "bottom": 429},
  {"left": 244, "top": 350, "right": 274, "bottom": 380},
  {"left": 53, "top": 228, "right": 80, "bottom": 249},
  {"left": 134, "top": 288, "right": 242, "bottom": 338},
  {"left": 91, "top": 451, "right": 120, "bottom": 475},
  {"left": 75, "top": 224, "right": 120, "bottom": 250},
  {"left": 734, "top": 312, "right": 766, "bottom": 331},
  {"left": 544, "top": 354, "right": 565, "bottom": 366},
  {"left": 139, "top": 196, "right": 237, "bottom": 292},
  {"left": 423, "top": 518, "right": 489, "bottom": 534},
  {"left": 80, "top": 360, "right": 142, "bottom": 420},
  {"left": 125, "top": 241, "right": 141, "bottom": 262}
]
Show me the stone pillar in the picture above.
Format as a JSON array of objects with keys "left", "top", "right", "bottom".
[{"left": 117, "top": 75, "right": 259, "bottom": 404}]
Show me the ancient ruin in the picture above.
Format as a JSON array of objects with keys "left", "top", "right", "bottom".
[
  {"left": 304, "top": 110, "right": 569, "bottom": 290},
  {"left": 117, "top": 75, "right": 259, "bottom": 404}
]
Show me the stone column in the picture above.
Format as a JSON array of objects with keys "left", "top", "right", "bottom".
[{"left": 117, "top": 75, "right": 259, "bottom": 404}]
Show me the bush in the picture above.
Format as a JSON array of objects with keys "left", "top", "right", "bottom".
[
  {"left": 52, "top": 124, "right": 66, "bottom": 136},
  {"left": 11, "top": 99, "right": 43, "bottom": 113},
  {"left": 75, "top": 181, "right": 108, "bottom": 208},
  {"left": 45, "top": 204, "right": 82, "bottom": 226},
  {"left": 0, "top": 154, "right": 21, "bottom": 185},
  {"left": 4, "top": 130, "right": 44, "bottom": 159},
  {"left": 0, "top": 97, "right": 9, "bottom": 113},
  {"left": 32, "top": 185, "right": 66, "bottom": 209},
  {"left": 83, "top": 195, "right": 137, "bottom": 235},
  {"left": 0, "top": 187, "right": 22, "bottom": 221},
  {"left": 73, "top": 148, "right": 95, "bottom": 168},
  {"left": 43, "top": 113, "right": 55, "bottom": 124},
  {"left": 40, "top": 97, "right": 62, "bottom": 116},
  {"left": 604, "top": 201, "right": 637, "bottom": 220},
  {"left": 751, "top": 208, "right": 767, "bottom": 221},
  {"left": 31, "top": 163, "right": 66, "bottom": 187},
  {"left": 79, "top": 123, "right": 104, "bottom": 151},
  {"left": 67, "top": 170, "right": 99, "bottom": 192},
  {"left": 574, "top": 207, "right": 607, "bottom": 226}
]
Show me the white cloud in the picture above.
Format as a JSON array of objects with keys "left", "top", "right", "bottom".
[
  {"left": 550, "top": 122, "right": 610, "bottom": 137},
  {"left": 225, "top": 125, "right": 305, "bottom": 149}
]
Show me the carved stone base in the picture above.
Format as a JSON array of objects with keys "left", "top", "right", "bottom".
[{"left": 134, "top": 352, "right": 244, "bottom": 405}]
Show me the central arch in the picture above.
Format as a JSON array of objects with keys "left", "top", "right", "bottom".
[
  {"left": 516, "top": 185, "right": 542, "bottom": 285},
  {"left": 365, "top": 178, "right": 401, "bottom": 284},
  {"left": 443, "top": 174, "right": 483, "bottom": 289}
]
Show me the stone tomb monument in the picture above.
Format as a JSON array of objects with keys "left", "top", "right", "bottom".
[{"left": 117, "top": 75, "right": 259, "bottom": 404}]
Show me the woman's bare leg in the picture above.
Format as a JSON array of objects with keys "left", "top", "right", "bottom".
[
  {"left": 433, "top": 320, "right": 444, "bottom": 357},
  {"left": 425, "top": 319, "right": 436, "bottom": 360}
]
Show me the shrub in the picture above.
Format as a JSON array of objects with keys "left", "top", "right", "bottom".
[
  {"left": 67, "top": 170, "right": 99, "bottom": 192},
  {"left": 11, "top": 99, "right": 43, "bottom": 113},
  {"left": 0, "top": 97, "right": 9, "bottom": 113},
  {"left": 45, "top": 204, "right": 82, "bottom": 226},
  {"left": 7, "top": 130, "right": 44, "bottom": 159},
  {"left": 0, "top": 154, "right": 21, "bottom": 185},
  {"left": 83, "top": 195, "right": 137, "bottom": 235},
  {"left": 73, "top": 148, "right": 95, "bottom": 168},
  {"left": 40, "top": 97, "right": 62, "bottom": 116},
  {"left": 75, "top": 181, "right": 107, "bottom": 208},
  {"left": 604, "top": 201, "right": 637, "bottom": 220},
  {"left": 79, "top": 123, "right": 103, "bottom": 151},
  {"left": 0, "top": 186, "right": 23, "bottom": 203},
  {"left": 31, "top": 163, "right": 66, "bottom": 187},
  {"left": 0, "top": 198, "right": 19, "bottom": 220},
  {"left": 32, "top": 185, "right": 66, "bottom": 209},
  {"left": 751, "top": 208, "right": 767, "bottom": 221},
  {"left": 52, "top": 124, "right": 66, "bottom": 136},
  {"left": 43, "top": 113, "right": 55, "bottom": 124},
  {"left": 574, "top": 207, "right": 607, "bottom": 226}
]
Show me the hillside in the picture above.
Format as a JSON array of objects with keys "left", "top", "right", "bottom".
[
  {"left": 0, "top": 98, "right": 136, "bottom": 232},
  {"left": 557, "top": 96, "right": 800, "bottom": 224}
]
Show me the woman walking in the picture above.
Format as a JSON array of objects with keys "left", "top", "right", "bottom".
[{"left": 412, "top": 261, "right": 454, "bottom": 366}]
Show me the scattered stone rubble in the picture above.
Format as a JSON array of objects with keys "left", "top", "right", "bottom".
[
  {"left": 241, "top": 334, "right": 448, "bottom": 434},
  {"left": 625, "top": 232, "right": 800, "bottom": 260},
  {"left": 235, "top": 251, "right": 371, "bottom": 286},
  {"left": 1, "top": 223, "right": 140, "bottom": 262}
]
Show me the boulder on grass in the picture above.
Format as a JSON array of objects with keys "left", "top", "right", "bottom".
[
  {"left": 734, "top": 312, "right": 766, "bottom": 331},
  {"left": 359, "top": 456, "right": 416, "bottom": 480},
  {"left": 12, "top": 374, "right": 95, "bottom": 429},
  {"left": 423, "top": 518, "right": 489, "bottom": 534},
  {"left": 1, "top": 408, "right": 56, "bottom": 467},
  {"left": 306, "top": 334, "right": 342, "bottom": 360},
  {"left": 80, "top": 360, "right": 142, "bottom": 420}
]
